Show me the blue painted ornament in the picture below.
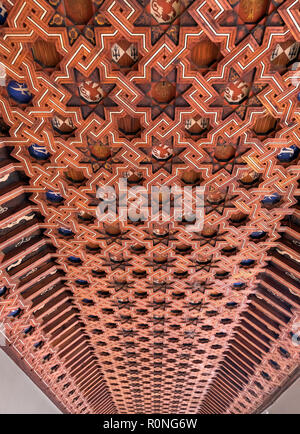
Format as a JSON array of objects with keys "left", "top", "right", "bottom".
[
  {"left": 7, "top": 80, "right": 33, "bottom": 103},
  {"left": 233, "top": 282, "right": 245, "bottom": 288},
  {"left": 277, "top": 145, "right": 299, "bottom": 163},
  {"left": 58, "top": 227, "right": 74, "bottom": 237},
  {"left": 261, "top": 192, "right": 281, "bottom": 206},
  {"left": 28, "top": 144, "right": 50, "bottom": 160},
  {"left": 8, "top": 308, "right": 21, "bottom": 318},
  {"left": 68, "top": 256, "right": 82, "bottom": 264},
  {"left": 250, "top": 230, "right": 266, "bottom": 240},
  {"left": 46, "top": 190, "right": 64, "bottom": 203},
  {"left": 24, "top": 326, "right": 34, "bottom": 334},
  {"left": 0, "top": 2, "right": 8, "bottom": 25},
  {"left": 0, "top": 285, "right": 7, "bottom": 296},
  {"left": 75, "top": 279, "right": 89, "bottom": 286},
  {"left": 240, "top": 259, "right": 255, "bottom": 266}
]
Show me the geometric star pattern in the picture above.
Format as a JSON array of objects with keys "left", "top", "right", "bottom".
[{"left": 0, "top": 0, "right": 300, "bottom": 415}]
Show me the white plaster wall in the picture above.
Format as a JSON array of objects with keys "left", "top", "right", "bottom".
[{"left": 0, "top": 349, "right": 60, "bottom": 414}]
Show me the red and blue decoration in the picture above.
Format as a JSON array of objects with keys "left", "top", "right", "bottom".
[
  {"left": 224, "top": 79, "right": 250, "bottom": 104},
  {"left": 79, "top": 80, "right": 103, "bottom": 104},
  {"left": 51, "top": 114, "right": 75, "bottom": 134},
  {"left": 150, "top": 0, "right": 180, "bottom": 24},
  {"left": 152, "top": 144, "right": 173, "bottom": 160}
]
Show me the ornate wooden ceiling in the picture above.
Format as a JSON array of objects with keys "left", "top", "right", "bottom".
[{"left": 0, "top": 0, "right": 300, "bottom": 415}]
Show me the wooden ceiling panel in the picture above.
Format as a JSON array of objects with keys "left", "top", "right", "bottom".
[{"left": 0, "top": 0, "right": 300, "bottom": 414}]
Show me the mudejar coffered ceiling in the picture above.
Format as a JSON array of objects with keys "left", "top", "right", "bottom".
[{"left": 0, "top": 0, "right": 300, "bottom": 414}]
